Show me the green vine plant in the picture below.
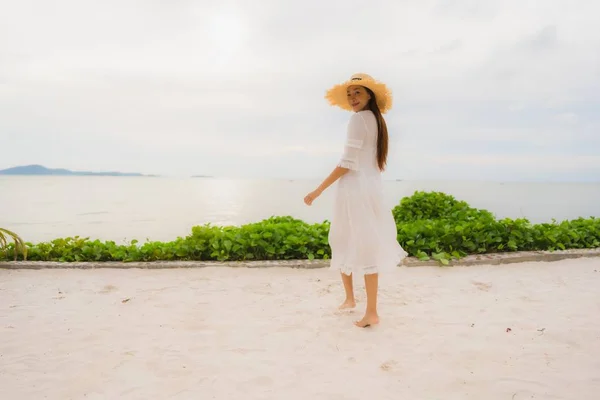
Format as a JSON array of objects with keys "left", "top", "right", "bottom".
[
  {"left": 0, "top": 228, "right": 28, "bottom": 261},
  {"left": 0, "top": 192, "right": 598, "bottom": 265}
]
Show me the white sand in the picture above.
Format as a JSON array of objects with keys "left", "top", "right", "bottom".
[{"left": 1, "top": 259, "right": 599, "bottom": 400}]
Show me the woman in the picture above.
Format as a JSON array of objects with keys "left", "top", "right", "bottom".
[{"left": 304, "top": 73, "right": 407, "bottom": 328}]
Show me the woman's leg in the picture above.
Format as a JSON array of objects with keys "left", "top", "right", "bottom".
[
  {"left": 355, "top": 273, "right": 379, "bottom": 327},
  {"left": 339, "top": 272, "right": 356, "bottom": 309}
]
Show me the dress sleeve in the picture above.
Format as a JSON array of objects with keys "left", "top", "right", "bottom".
[{"left": 337, "top": 113, "right": 367, "bottom": 171}]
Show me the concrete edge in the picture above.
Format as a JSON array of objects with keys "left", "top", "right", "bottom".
[
  {"left": 1, "top": 248, "right": 599, "bottom": 270},
  {"left": 403, "top": 248, "right": 600, "bottom": 267}
]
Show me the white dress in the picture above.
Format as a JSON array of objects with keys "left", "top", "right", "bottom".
[{"left": 328, "top": 110, "right": 408, "bottom": 277}]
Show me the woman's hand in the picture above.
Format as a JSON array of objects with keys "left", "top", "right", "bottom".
[
  {"left": 303, "top": 189, "right": 322, "bottom": 206},
  {"left": 304, "top": 165, "right": 349, "bottom": 206}
]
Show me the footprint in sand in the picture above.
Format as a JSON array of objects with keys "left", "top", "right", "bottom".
[
  {"left": 99, "top": 285, "right": 118, "bottom": 294},
  {"left": 471, "top": 281, "right": 492, "bottom": 291},
  {"left": 333, "top": 308, "right": 356, "bottom": 316},
  {"left": 317, "top": 283, "right": 337, "bottom": 296},
  {"left": 380, "top": 360, "right": 398, "bottom": 371}
]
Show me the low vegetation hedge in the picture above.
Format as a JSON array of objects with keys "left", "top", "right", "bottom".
[{"left": 2, "top": 191, "right": 599, "bottom": 265}]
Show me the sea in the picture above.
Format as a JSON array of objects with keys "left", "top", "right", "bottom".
[{"left": 1, "top": 176, "right": 599, "bottom": 244}]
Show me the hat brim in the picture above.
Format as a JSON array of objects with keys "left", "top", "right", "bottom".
[{"left": 325, "top": 79, "right": 392, "bottom": 113}]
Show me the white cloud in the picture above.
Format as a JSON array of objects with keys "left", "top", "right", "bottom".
[{"left": 554, "top": 112, "right": 579, "bottom": 124}]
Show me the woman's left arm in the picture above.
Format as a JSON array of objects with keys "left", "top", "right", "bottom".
[
  {"left": 304, "top": 113, "right": 366, "bottom": 206},
  {"left": 303, "top": 166, "right": 349, "bottom": 206}
]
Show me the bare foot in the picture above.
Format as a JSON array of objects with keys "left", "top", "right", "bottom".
[
  {"left": 338, "top": 299, "right": 356, "bottom": 310},
  {"left": 354, "top": 313, "right": 379, "bottom": 328}
]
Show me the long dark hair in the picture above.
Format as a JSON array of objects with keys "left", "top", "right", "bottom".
[{"left": 364, "top": 87, "right": 388, "bottom": 171}]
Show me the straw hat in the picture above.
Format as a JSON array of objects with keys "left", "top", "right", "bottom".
[{"left": 325, "top": 73, "right": 393, "bottom": 113}]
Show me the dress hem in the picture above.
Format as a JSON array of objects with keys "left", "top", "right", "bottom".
[{"left": 329, "top": 251, "right": 408, "bottom": 276}]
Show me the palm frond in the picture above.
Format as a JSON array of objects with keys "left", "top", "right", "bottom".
[{"left": 0, "top": 228, "right": 28, "bottom": 261}]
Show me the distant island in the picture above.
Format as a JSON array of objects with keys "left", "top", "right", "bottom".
[{"left": 0, "top": 164, "right": 157, "bottom": 177}]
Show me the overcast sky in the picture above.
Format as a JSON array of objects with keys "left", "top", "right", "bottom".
[{"left": 1, "top": 0, "right": 599, "bottom": 181}]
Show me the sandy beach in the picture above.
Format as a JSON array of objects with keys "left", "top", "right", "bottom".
[{"left": 1, "top": 258, "right": 599, "bottom": 399}]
